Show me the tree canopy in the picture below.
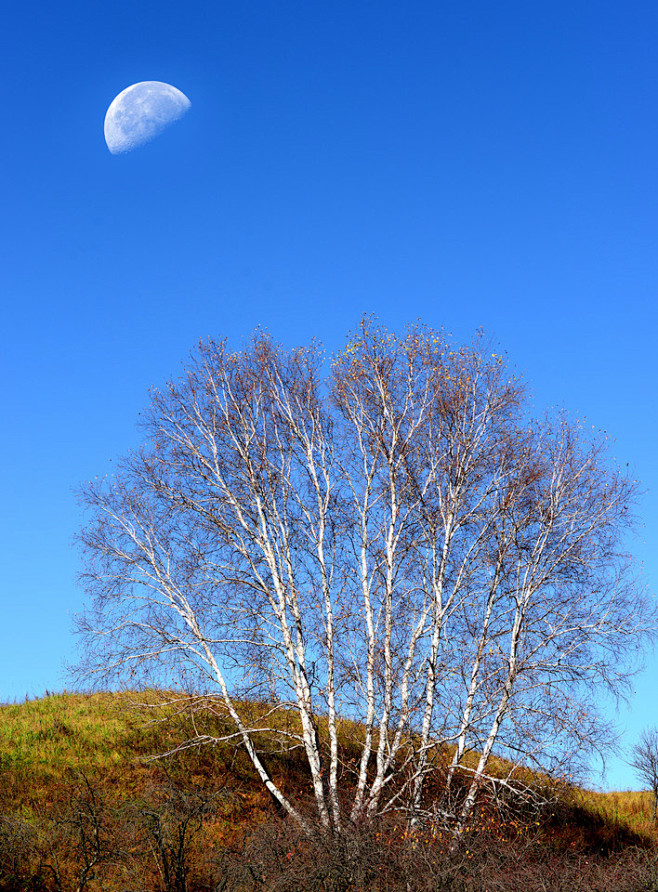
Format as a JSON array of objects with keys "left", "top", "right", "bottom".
[{"left": 76, "top": 321, "right": 653, "bottom": 832}]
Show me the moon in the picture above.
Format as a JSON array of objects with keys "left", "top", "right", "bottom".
[{"left": 104, "top": 81, "right": 191, "bottom": 154}]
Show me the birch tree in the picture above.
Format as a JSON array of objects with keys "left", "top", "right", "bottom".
[{"left": 76, "top": 321, "right": 652, "bottom": 833}]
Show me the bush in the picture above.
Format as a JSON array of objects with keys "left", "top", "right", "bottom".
[{"left": 215, "top": 816, "right": 658, "bottom": 892}]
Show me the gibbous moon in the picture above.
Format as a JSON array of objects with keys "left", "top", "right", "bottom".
[{"left": 104, "top": 81, "right": 191, "bottom": 154}]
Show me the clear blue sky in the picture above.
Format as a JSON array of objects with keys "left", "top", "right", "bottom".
[{"left": 1, "top": 0, "right": 656, "bottom": 790}]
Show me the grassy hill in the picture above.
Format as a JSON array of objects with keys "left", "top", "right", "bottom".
[{"left": 1, "top": 692, "right": 657, "bottom": 892}]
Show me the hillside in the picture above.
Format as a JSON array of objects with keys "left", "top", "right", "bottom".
[{"left": 1, "top": 692, "right": 657, "bottom": 892}]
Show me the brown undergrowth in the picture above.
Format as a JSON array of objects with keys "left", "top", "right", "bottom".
[{"left": 1, "top": 692, "right": 656, "bottom": 892}]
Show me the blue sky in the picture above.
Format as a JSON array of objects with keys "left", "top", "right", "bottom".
[{"left": 1, "top": 0, "right": 656, "bottom": 790}]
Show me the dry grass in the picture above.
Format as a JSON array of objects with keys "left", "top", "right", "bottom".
[
  {"left": 574, "top": 788, "right": 657, "bottom": 837},
  {"left": 1, "top": 691, "right": 657, "bottom": 891}
]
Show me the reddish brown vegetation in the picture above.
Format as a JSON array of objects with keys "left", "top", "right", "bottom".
[{"left": 1, "top": 693, "right": 657, "bottom": 892}]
